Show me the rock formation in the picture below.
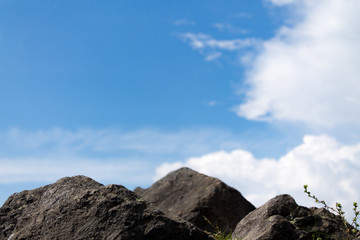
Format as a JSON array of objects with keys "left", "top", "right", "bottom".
[
  {"left": 0, "top": 175, "right": 209, "bottom": 240},
  {"left": 232, "top": 194, "right": 354, "bottom": 240},
  {"left": 135, "top": 167, "right": 255, "bottom": 233},
  {"left": 1, "top": 169, "right": 355, "bottom": 240}
]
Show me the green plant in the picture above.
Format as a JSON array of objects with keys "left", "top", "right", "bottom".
[
  {"left": 351, "top": 202, "right": 360, "bottom": 232},
  {"left": 203, "top": 217, "right": 233, "bottom": 240},
  {"left": 304, "top": 184, "right": 359, "bottom": 238},
  {"left": 312, "top": 233, "right": 323, "bottom": 240},
  {"left": 208, "top": 230, "right": 233, "bottom": 240}
]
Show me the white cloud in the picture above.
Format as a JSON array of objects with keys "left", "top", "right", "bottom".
[
  {"left": 155, "top": 134, "right": 360, "bottom": 219},
  {"left": 205, "top": 100, "right": 218, "bottom": 106},
  {"left": 236, "top": 0, "right": 360, "bottom": 128},
  {"left": 181, "top": 33, "right": 259, "bottom": 51},
  {"left": 0, "top": 127, "right": 244, "bottom": 185},
  {"left": 0, "top": 127, "right": 244, "bottom": 156},
  {"left": 178, "top": 32, "right": 260, "bottom": 62},
  {"left": 213, "top": 23, "right": 248, "bottom": 34},
  {"left": 174, "top": 19, "right": 195, "bottom": 26},
  {"left": 234, "top": 12, "right": 252, "bottom": 19},
  {"left": 267, "top": 0, "right": 299, "bottom": 5},
  {"left": 205, "top": 52, "right": 222, "bottom": 61},
  {"left": 0, "top": 157, "right": 152, "bottom": 185}
]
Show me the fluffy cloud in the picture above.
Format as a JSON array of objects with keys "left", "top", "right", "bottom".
[
  {"left": 236, "top": 0, "right": 360, "bottom": 127},
  {"left": 155, "top": 134, "right": 360, "bottom": 217}
]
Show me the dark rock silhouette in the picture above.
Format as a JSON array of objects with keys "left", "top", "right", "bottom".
[
  {"left": 232, "top": 194, "right": 353, "bottom": 240},
  {"left": 0, "top": 175, "right": 209, "bottom": 240},
  {"left": 1, "top": 169, "right": 354, "bottom": 240},
  {"left": 135, "top": 167, "right": 255, "bottom": 233}
]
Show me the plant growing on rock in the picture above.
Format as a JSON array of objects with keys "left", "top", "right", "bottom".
[
  {"left": 304, "top": 184, "right": 359, "bottom": 239},
  {"left": 204, "top": 217, "right": 233, "bottom": 240},
  {"left": 208, "top": 230, "right": 233, "bottom": 240}
]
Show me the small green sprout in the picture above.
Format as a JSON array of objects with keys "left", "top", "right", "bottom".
[{"left": 304, "top": 184, "right": 359, "bottom": 239}]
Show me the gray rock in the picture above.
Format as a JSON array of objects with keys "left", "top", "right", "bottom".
[
  {"left": 232, "top": 194, "right": 354, "bottom": 240},
  {"left": 0, "top": 175, "right": 210, "bottom": 240},
  {"left": 134, "top": 167, "right": 255, "bottom": 233}
]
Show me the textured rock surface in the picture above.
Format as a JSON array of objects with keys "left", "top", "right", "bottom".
[
  {"left": 135, "top": 167, "right": 255, "bottom": 233},
  {"left": 232, "top": 194, "right": 354, "bottom": 240},
  {"left": 0, "top": 175, "right": 210, "bottom": 240}
]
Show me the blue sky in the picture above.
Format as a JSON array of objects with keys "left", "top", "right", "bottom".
[
  {"left": 1, "top": 0, "right": 360, "bottom": 215},
  {"left": 0, "top": 0, "right": 278, "bottom": 130}
]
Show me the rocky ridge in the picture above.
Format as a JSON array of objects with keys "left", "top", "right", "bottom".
[
  {"left": 0, "top": 167, "right": 357, "bottom": 240},
  {"left": 0, "top": 175, "right": 209, "bottom": 240}
]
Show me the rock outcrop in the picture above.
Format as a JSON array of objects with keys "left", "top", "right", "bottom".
[
  {"left": 2, "top": 169, "right": 354, "bottom": 240},
  {"left": 0, "top": 175, "right": 209, "bottom": 240},
  {"left": 232, "top": 194, "right": 354, "bottom": 240},
  {"left": 135, "top": 167, "right": 255, "bottom": 233}
]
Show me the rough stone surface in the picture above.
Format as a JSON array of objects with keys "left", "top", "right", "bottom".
[
  {"left": 0, "top": 175, "right": 210, "bottom": 240},
  {"left": 232, "top": 194, "right": 354, "bottom": 240},
  {"left": 134, "top": 167, "right": 255, "bottom": 233}
]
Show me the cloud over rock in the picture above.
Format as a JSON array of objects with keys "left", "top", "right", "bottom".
[{"left": 155, "top": 134, "right": 360, "bottom": 217}]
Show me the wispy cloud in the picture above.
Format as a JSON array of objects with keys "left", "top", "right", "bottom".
[
  {"left": 204, "top": 100, "right": 218, "bottom": 107},
  {"left": 180, "top": 33, "right": 259, "bottom": 51},
  {"left": 205, "top": 52, "right": 222, "bottom": 61},
  {"left": 1, "top": 127, "right": 242, "bottom": 156},
  {"left": 266, "top": 0, "right": 299, "bottom": 6},
  {"left": 174, "top": 19, "right": 195, "bottom": 26},
  {"left": 155, "top": 134, "right": 360, "bottom": 220},
  {"left": 0, "top": 157, "right": 152, "bottom": 185},
  {"left": 0, "top": 127, "right": 245, "bottom": 185},
  {"left": 234, "top": 12, "right": 252, "bottom": 19},
  {"left": 236, "top": 0, "right": 360, "bottom": 128},
  {"left": 179, "top": 32, "right": 260, "bottom": 61},
  {"left": 213, "top": 23, "right": 248, "bottom": 34}
]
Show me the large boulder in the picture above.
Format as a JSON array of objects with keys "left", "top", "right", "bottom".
[
  {"left": 134, "top": 167, "right": 255, "bottom": 233},
  {"left": 232, "top": 194, "right": 354, "bottom": 240},
  {"left": 0, "top": 175, "right": 210, "bottom": 240}
]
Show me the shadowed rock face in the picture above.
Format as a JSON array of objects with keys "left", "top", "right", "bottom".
[
  {"left": 232, "top": 194, "right": 353, "bottom": 240},
  {"left": 0, "top": 175, "right": 210, "bottom": 240},
  {"left": 135, "top": 167, "right": 255, "bottom": 233}
]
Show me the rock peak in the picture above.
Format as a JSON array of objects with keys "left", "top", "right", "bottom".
[
  {"left": 135, "top": 168, "right": 255, "bottom": 233},
  {"left": 54, "top": 175, "right": 103, "bottom": 187}
]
